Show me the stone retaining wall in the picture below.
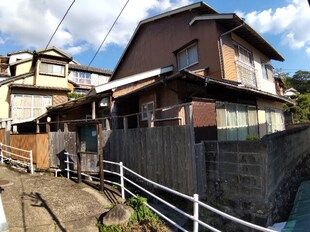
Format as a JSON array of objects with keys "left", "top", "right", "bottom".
[{"left": 201, "top": 125, "right": 310, "bottom": 229}]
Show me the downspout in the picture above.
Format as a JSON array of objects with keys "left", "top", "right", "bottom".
[{"left": 219, "top": 19, "right": 245, "bottom": 80}]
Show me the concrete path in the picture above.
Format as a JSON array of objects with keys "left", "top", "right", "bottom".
[{"left": 0, "top": 165, "right": 122, "bottom": 232}]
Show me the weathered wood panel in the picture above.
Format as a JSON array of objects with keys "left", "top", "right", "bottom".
[
  {"left": 103, "top": 125, "right": 196, "bottom": 195},
  {"left": 35, "top": 134, "right": 49, "bottom": 169},
  {"left": 0, "top": 129, "right": 6, "bottom": 144},
  {"left": 10, "top": 133, "right": 49, "bottom": 169},
  {"left": 48, "top": 131, "right": 76, "bottom": 169}
]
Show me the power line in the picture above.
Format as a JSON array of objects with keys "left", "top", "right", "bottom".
[
  {"left": 45, "top": 0, "right": 76, "bottom": 50},
  {"left": 88, "top": 0, "right": 130, "bottom": 66}
]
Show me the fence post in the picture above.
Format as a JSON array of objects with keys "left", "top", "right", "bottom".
[
  {"left": 0, "top": 143, "right": 2, "bottom": 164},
  {"left": 193, "top": 194, "right": 199, "bottom": 232},
  {"left": 120, "top": 162, "right": 125, "bottom": 200},
  {"left": 77, "top": 152, "right": 81, "bottom": 183},
  {"left": 66, "top": 152, "right": 70, "bottom": 179},
  {"left": 29, "top": 150, "right": 34, "bottom": 174}
]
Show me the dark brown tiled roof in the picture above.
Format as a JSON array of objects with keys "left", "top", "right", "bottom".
[
  {"left": 9, "top": 83, "right": 70, "bottom": 92},
  {"left": 0, "top": 72, "right": 34, "bottom": 86},
  {"left": 69, "top": 64, "right": 112, "bottom": 75}
]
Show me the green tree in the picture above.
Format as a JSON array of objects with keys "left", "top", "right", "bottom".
[
  {"left": 286, "top": 94, "right": 310, "bottom": 123},
  {"left": 285, "top": 70, "right": 310, "bottom": 93},
  {"left": 281, "top": 70, "right": 310, "bottom": 124}
]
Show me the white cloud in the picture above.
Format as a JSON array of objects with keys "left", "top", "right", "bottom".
[
  {"left": 306, "top": 47, "right": 310, "bottom": 56},
  {"left": 0, "top": 37, "right": 4, "bottom": 45},
  {"left": 239, "top": 0, "right": 310, "bottom": 52},
  {"left": 0, "top": 0, "right": 192, "bottom": 55}
]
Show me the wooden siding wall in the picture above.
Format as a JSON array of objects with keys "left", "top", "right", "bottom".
[
  {"left": 10, "top": 133, "right": 49, "bottom": 169},
  {"left": 0, "top": 128, "right": 6, "bottom": 144},
  {"left": 222, "top": 35, "right": 237, "bottom": 82},
  {"left": 103, "top": 125, "right": 197, "bottom": 195}
]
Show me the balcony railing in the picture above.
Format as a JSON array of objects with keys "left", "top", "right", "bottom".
[{"left": 235, "top": 60, "right": 257, "bottom": 88}]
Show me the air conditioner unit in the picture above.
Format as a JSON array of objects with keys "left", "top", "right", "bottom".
[{"left": 99, "top": 98, "right": 109, "bottom": 107}]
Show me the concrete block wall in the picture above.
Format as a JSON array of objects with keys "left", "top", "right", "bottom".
[
  {"left": 204, "top": 141, "right": 269, "bottom": 215},
  {"left": 202, "top": 125, "right": 310, "bottom": 227}
]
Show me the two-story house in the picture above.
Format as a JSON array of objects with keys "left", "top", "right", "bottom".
[
  {"left": 68, "top": 64, "right": 111, "bottom": 95},
  {"left": 89, "top": 1, "right": 292, "bottom": 141},
  {"left": 0, "top": 47, "right": 112, "bottom": 125},
  {"left": 0, "top": 47, "right": 73, "bottom": 123}
]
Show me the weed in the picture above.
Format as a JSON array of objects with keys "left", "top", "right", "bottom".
[
  {"left": 97, "top": 195, "right": 164, "bottom": 232},
  {"left": 126, "top": 195, "right": 159, "bottom": 223}
]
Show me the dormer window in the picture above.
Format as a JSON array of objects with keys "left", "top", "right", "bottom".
[
  {"left": 177, "top": 43, "right": 198, "bottom": 70},
  {"left": 40, "top": 62, "right": 65, "bottom": 77}
]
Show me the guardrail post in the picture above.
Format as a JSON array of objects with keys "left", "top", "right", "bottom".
[
  {"left": 0, "top": 143, "right": 3, "bottom": 164},
  {"left": 77, "top": 152, "right": 81, "bottom": 183},
  {"left": 29, "top": 150, "right": 34, "bottom": 174},
  {"left": 193, "top": 194, "right": 199, "bottom": 232},
  {"left": 120, "top": 162, "right": 125, "bottom": 200},
  {"left": 66, "top": 152, "right": 70, "bottom": 179}
]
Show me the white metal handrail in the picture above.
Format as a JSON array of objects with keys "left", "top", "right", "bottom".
[
  {"left": 63, "top": 152, "right": 276, "bottom": 232},
  {"left": 0, "top": 143, "right": 33, "bottom": 174}
]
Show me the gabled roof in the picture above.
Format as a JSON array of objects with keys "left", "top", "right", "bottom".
[
  {"left": 111, "top": 1, "right": 216, "bottom": 80},
  {"left": 36, "top": 46, "right": 73, "bottom": 60},
  {"left": 112, "top": 1, "right": 284, "bottom": 80},
  {"left": 89, "top": 65, "right": 173, "bottom": 95},
  {"left": 189, "top": 13, "right": 284, "bottom": 61},
  {"left": 0, "top": 72, "right": 34, "bottom": 87},
  {"left": 7, "top": 49, "right": 32, "bottom": 56},
  {"left": 69, "top": 64, "right": 112, "bottom": 76}
]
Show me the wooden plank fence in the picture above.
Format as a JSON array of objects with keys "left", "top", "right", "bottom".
[
  {"left": 10, "top": 133, "right": 49, "bottom": 169},
  {"left": 103, "top": 125, "right": 197, "bottom": 195},
  {"left": 48, "top": 131, "right": 76, "bottom": 169},
  {"left": 0, "top": 129, "right": 6, "bottom": 145}
]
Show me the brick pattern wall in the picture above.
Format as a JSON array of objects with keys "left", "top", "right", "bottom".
[
  {"left": 53, "top": 94, "right": 68, "bottom": 106},
  {"left": 192, "top": 99, "right": 217, "bottom": 141}
]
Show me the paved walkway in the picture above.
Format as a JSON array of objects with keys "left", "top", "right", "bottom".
[{"left": 0, "top": 165, "right": 122, "bottom": 232}]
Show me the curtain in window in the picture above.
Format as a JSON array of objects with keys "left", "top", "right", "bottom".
[
  {"left": 248, "top": 106, "right": 258, "bottom": 136},
  {"left": 12, "top": 94, "right": 52, "bottom": 120},
  {"left": 237, "top": 105, "right": 248, "bottom": 140},
  {"left": 177, "top": 50, "right": 187, "bottom": 70},
  {"left": 188, "top": 45, "right": 198, "bottom": 65},
  {"left": 266, "top": 109, "right": 272, "bottom": 134},
  {"left": 216, "top": 104, "right": 227, "bottom": 140},
  {"left": 226, "top": 104, "right": 238, "bottom": 140}
]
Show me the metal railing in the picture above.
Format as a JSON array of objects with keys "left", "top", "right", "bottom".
[
  {"left": 64, "top": 152, "right": 275, "bottom": 232},
  {"left": 0, "top": 143, "right": 33, "bottom": 174}
]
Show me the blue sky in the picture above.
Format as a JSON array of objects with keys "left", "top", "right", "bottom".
[{"left": 0, "top": 0, "right": 309, "bottom": 75}]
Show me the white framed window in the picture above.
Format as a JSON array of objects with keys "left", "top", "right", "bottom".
[
  {"left": 237, "top": 45, "right": 253, "bottom": 65},
  {"left": 11, "top": 94, "right": 52, "bottom": 120},
  {"left": 141, "top": 101, "right": 154, "bottom": 121},
  {"left": 71, "top": 71, "right": 92, "bottom": 85},
  {"left": 40, "top": 62, "right": 65, "bottom": 76},
  {"left": 216, "top": 102, "right": 259, "bottom": 141},
  {"left": 177, "top": 44, "right": 198, "bottom": 70}
]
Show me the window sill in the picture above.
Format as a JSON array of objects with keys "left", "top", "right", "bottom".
[
  {"left": 39, "top": 72, "right": 66, "bottom": 78},
  {"left": 178, "top": 61, "right": 199, "bottom": 71}
]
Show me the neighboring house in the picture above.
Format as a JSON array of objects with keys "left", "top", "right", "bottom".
[
  {"left": 68, "top": 64, "right": 111, "bottom": 95},
  {"left": 0, "top": 47, "right": 112, "bottom": 125},
  {"left": 285, "top": 88, "right": 300, "bottom": 98},
  {"left": 0, "top": 47, "right": 72, "bottom": 123},
  {"left": 89, "top": 1, "right": 293, "bottom": 141}
]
